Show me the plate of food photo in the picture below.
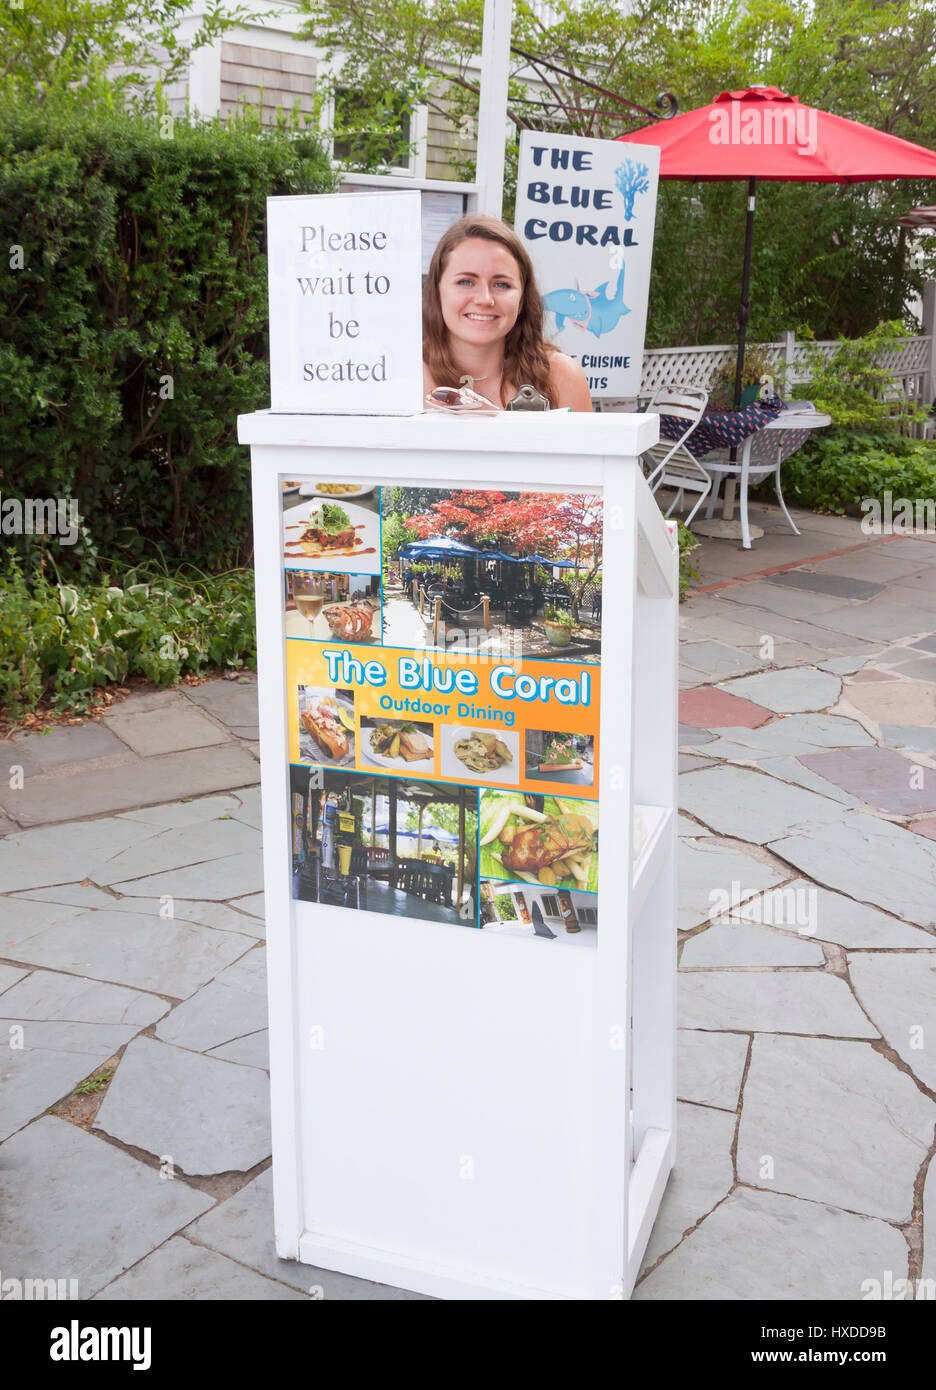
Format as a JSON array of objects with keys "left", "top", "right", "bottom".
[
  {"left": 284, "top": 498, "right": 379, "bottom": 571},
  {"left": 479, "top": 791, "right": 598, "bottom": 893},
  {"left": 299, "top": 482, "right": 376, "bottom": 501},
  {"left": 298, "top": 688, "right": 356, "bottom": 767},
  {"left": 361, "top": 718, "right": 434, "bottom": 772},
  {"left": 441, "top": 726, "right": 519, "bottom": 784},
  {"left": 321, "top": 600, "right": 379, "bottom": 642}
]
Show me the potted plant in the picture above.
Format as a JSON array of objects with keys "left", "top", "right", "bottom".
[
  {"left": 542, "top": 604, "right": 575, "bottom": 647},
  {"left": 709, "top": 345, "right": 780, "bottom": 410}
]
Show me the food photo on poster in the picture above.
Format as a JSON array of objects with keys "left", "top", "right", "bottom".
[
  {"left": 297, "top": 685, "right": 356, "bottom": 767},
  {"left": 284, "top": 569, "right": 380, "bottom": 642},
  {"left": 283, "top": 480, "right": 380, "bottom": 570},
  {"left": 478, "top": 789, "right": 599, "bottom": 913},
  {"left": 360, "top": 716, "right": 435, "bottom": 772},
  {"left": 381, "top": 485, "right": 602, "bottom": 662},
  {"left": 289, "top": 766, "right": 478, "bottom": 924},
  {"left": 439, "top": 724, "right": 520, "bottom": 784}
]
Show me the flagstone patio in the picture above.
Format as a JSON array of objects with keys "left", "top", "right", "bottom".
[{"left": 1, "top": 501, "right": 934, "bottom": 1300}]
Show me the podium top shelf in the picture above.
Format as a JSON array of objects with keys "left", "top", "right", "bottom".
[{"left": 237, "top": 408, "right": 659, "bottom": 459}]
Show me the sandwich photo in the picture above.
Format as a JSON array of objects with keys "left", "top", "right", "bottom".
[{"left": 298, "top": 686, "right": 355, "bottom": 767}]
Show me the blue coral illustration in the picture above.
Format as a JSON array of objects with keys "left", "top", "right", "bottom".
[
  {"left": 614, "top": 158, "right": 650, "bottom": 221},
  {"left": 543, "top": 266, "right": 630, "bottom": 339}
]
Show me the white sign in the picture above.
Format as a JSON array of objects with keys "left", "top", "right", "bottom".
[
  {"left": 515, "top": 132, "right": 660, "bottom": 399},
  {"left": 267, "top": 190, "right": 423, "bottom": 413}
]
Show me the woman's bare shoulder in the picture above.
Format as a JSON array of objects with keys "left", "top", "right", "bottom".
[{"left": 548, "top": 350, "right": 593, "bottom": 412}]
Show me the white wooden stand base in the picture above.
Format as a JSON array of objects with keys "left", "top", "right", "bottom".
[{"left": 239, "top": 410, "right": 678, "bottom": 1301}]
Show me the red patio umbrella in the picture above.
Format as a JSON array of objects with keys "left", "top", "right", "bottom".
[{"left": 618, "top": 86, "right": 936, "bottom": 407}]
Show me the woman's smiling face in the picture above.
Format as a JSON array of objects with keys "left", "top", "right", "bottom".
[{"left": 437, "top": 238, "right": 524, "bottom": 351}]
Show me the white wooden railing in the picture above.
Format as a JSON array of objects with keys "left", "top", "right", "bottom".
[{"left": 638, "top": 331, "right": 933, "bottom": 403}]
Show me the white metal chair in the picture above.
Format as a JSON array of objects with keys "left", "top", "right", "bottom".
[
  {"left": 641, "top": 387, "right": 712, "bottom": 525},
  {"left": 700, "top": 402, "right": 832, "bottom": 549},
  {"left": 921, "top": 399, "right": 936, "bottom": 441}
]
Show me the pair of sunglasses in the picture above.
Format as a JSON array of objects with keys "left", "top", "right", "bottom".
[{"left": 424, "top": 385, "right": 502, "bottom": 415}]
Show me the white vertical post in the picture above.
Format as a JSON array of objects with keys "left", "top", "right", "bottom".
[
  {"left": 627, "top": 513, "right": 678, "bottom": 1286},
  {"left": 410, "top": 104, "right": 430, "bottom": 180},
  {"left": 922, "top": 279, "right": 936, "bottom": 407},
  {"left": 187, "top": 37, "right": 223, "bottom": 118},
  {"left": 250, "top": 447, "right": 302, "bottom": 1260},
  {"left": 590, "top": 462, "right": 638, "bottom": 1299},
  {"left": 783, "top": 328, "right": 796, "bottom": 393},
  {"left": 473, "top": 0, "right": 512, "bottom": 217}
]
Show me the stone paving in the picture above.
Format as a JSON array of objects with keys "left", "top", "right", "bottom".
[
  {"left": 1, "top": 501, "right": 935, "bottom": 1300},
  {"left": 0, "top": 681, "right": 260, "bottom": 830}
]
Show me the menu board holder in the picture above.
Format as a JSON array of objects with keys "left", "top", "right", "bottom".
[{"left": 237, "top": 408, "right": 678, "bottom": 1300}]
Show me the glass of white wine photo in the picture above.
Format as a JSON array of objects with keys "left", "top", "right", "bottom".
[{"left": 294, "top": 578, "right": 325, "bottom": 633}]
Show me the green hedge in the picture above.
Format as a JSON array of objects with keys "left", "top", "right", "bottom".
[{"left": 0, "top": 105, "right": 334, "bottom": 572}]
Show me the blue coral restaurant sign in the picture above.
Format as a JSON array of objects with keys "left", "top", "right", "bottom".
[{"left": 515, "top": 131, "right": 660, "bottom": 399}]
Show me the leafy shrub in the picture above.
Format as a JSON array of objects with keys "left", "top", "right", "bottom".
[
  {"left": 797, "top": 321, "right": 927, "bottom": 432},
  {"left": 781, "top": 431, "right": 936, "bottom": 514},
  {"left": 677, "top": 521, "right": 700, "bottom": 600},
  {"left": 0, "top": 559, "right": 256, "bottom": 719},
  {"left": 0, "top": 103, "right": 333, "bottom": 573}
]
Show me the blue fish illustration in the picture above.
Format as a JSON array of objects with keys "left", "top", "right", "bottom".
[{"left": 543, "top": 267, "right": 630, "bottom": 338}]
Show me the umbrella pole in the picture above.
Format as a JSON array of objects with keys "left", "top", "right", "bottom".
[
  {"left": 733, "top": 176, "right": 757, "bottom": 410},
  {"left": 721, "top": 177, "right": 757, "bottom": 525}
]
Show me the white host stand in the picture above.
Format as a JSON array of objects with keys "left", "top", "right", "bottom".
[{"left": 238, "top": 409, "right": 678, "bottom": 1300}]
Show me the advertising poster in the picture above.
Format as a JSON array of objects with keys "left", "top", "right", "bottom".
[
  {"left": 283, "top": 477, "right": 603, "bottom": 945},
  {"left": 514, "top": 130, "right": 660, "bottom": 399}
]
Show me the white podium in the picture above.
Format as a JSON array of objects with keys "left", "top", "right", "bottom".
[{"left": 238, "top": 409, "right": 678, "bottom": 1300}]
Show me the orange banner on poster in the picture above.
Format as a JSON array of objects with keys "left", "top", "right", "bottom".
[{"left": 286, "top": 640, "right": 601, "bottom": 799}]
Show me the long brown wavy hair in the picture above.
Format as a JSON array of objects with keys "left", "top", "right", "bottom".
[{"left": 423, "top": 214, "right": 558, "bottom": 406}]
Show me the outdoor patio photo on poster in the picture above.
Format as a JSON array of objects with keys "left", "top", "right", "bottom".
[
  {"left": 381, "top": 485, "right": 603, "bottom": 662},
  {"left": 480, "top": 882, "right": 598, "bottom": 944},
  {"left": 289, "top": 765, "right": 478, "bottom": 926}
]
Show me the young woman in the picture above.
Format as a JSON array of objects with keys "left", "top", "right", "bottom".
[{"left": 423, "top": 213, "right": 593, "bottom": 412}]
